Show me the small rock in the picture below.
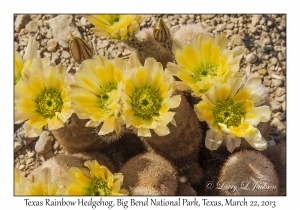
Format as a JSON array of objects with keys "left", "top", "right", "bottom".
[
  {"left": 35, "top": 131, "right": 54, "bottom": 154},
  {"left": 230, "top": 34, "right": 243, "bottom": 46},
  {"left": 282, "top": 101, "right": 286, "bottom": 112},
  {"left": 270, "top": 118, "right": 285, "bottom": 132},
  {"left": 246, "top": 53, "right": 258, "bottom": 64},
  {"left": 263, "top": 78, "right": 271, "bottom": 86},
  {"left": 179, "top": 19, "right": 186, "bottom": 24},
  {"left": 43, "top": 52, "right": 51, "bottom": 58},
  {"left": 264, "top": 45, "right": 273, "bottom": 51},
  {"left": 267, "top": 19, "right": 274, "bottom": 27},
  {"left": 80, "top": 17, "right": 87, "bottom": 26},
  {"left": 201, "top": 15, "right": 216, "bottom": 20},
  {"left": 14, "top": 142, "right": 23, "bottom": 153},
  {"left": 272, "top": 79, "right": 283, "bottom": 87},
  {"left": 271, "top": 74, "right": 282, "bottom": 80},
  {"left": 216, "top": 24, "right": 225, "bottom": 32},
  {"left": 46, "top": 39, "right": 58, "bottom": 52},
  {"left": 270, "top": 57, "right": 278, "bottom": 65},
  {"left": 251, "top": 15, "right": 262, "bottom": 26},
  {"left": 14, "top": 124, "right": 37, "bottom": 145},
  {"left": 61, "top": 51, "right": 71, "bottom": 59},
  {"left": 258, "top": 69, "right": 267, "bottom": 75},
  {"left": 223, "top": 15, "right": 230, "bottom": 22},
  {"left": 277, "top": 94, "right": 286, "bottom": 103},
  {"left": 97, "top": 40, "right": 109, "bottom": 49},
  {"left": 98, "top": 49, "right": 104, "bottom": 56},
  {"left": 277, "top": 52, "right": 285, "bottom": 61},
  {"left": 51, "top": 52, "right": 61, "bottom": 65},
  {"left": 26, "top": 158, "right": 34, "bottom": 165},
  {"left": 226, "top": 23, "right": 234, "bottom": 30},
  {"left": 15, "top": 15, "right": 31, "bottom": 32},
  {"left": 59, "top": 40, "right": 69, "bottom": 49},
  {"left": 46, "top": 30, "right": 52, "bottom": 39},
  {"left": 230, "top": 17, "right": 238, "bottom": 23},
  {"left": 249, "top": 25, "right": 257, "bottom": 33},
  {"left": 263, "top": 38, "right": 271, "bottom": 45},
  {"left": 27, "top": 151, "right": 35, "bottom": 158},
  {"left": 19, "top": 164, "right": 25, "bottom": 170},
  {"left": 275, "top": 87, "right": 286, "bottom": 97},
  {"left": 48, "top": 15, "right": 81, "bottom": 43},
  {"left": 181, "top": 15, "right": 189, "bottom": 20},
  {"left": 143, "top": 15, "right": 152, "bottom": 22},
  {"left": 273, "top": 112, "right": 286, "bottom": 121},
  {"left": 270, "top": 99, "right": 282, "bottom": 111},
  {"left": 25, "top": 20, "right": 39, "bottom": 32}
]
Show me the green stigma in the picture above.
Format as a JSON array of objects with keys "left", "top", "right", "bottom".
[
  {"left": 213, "top": 99, "right": 243, "bottom": 127},
  {"left": 86, "top": 178, "right": 112, "bottom": 196},
  {"left": 97, "top": 82, "right": 118, "bottom": 112},
  {"left": 35, "top": 88, "right": 63, "bottom": 118},
  {"left": 131, "top": 87, "right": 162, "bottom": 120},
  {"left": 192, "top": 64, "right": 218, "bottom": 83},
  {"left": 110, "top": 15, "right": 120, "bottom": 24}
]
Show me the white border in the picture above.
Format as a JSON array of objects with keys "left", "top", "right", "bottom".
[{"left": 3, "top": 1, "right": 296, "bottom": 209}]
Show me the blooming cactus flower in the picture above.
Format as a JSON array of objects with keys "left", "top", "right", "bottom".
[
  {"left": 14, "top": 36, "right": 38, "bottom": 85},
  {"left": 122, "top": 56, "right": 181, "bottom": 137},
  {"left": 84, "top": 15, "right": 143, "bottom": 40},
  {"left": 167, "top": 33, "right": 243, "bottom": 97},
  {"left": 69, "top": 55, "right": 124, "bottom": 136},
  {"left": 15, "top": 168, "right": 66, "bottom": 195},
  {"left": 14, "top": 58, "right": 73, "bottom": 137},
  {"left": 194, "top": 77, "right": 271, "bottom": 152},
  {"left": 60, "top": 160, "right": 128, "bottom": 195}
]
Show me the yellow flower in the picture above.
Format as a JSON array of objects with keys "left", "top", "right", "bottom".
[
  {"left": 84, "top": 15, "right": 143, "bottom": 40},
  {"left": 70, "top": 55, "right": 124, "bottom": 135},
  {"left": 60, "top": 160, "right": 128, "bottom": 196},
  {"left": 15, "top": 168, "right": 66, "bottom": 195},
  {"left": 194, "top": 77, "right": 271, "bottom": 151},
  {"left": 122, "top": 56, "right": 181, "bottom": 137},
  {"left": 14, "top": 51, "right": 24, "bottom": 85},
  {"left": 167, "top": 33, "right": 243, "bottom": 97},
  {"left": 14, "top": 36, "right": 38, "bottom": 85},
  {"left": 14, "top": 57, "right": 73, "bottom": 137}
]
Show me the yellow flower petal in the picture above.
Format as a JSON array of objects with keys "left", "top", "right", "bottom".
[{"left": 99, "top": 115, "right": 116, "bottom": 135}]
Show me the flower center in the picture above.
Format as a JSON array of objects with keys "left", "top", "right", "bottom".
[
  {"left": 131, "top": 87, "right": 162, "bottom": 120},
  {"left": 97, "top": 82, "right": 117, "bottom": 112},
  {"left": 113, "top": 15, "right": 120, "bottom": 22},
  {"left": 213, "top": 99, "right": 243, "bottom": 127},
  {"left": 35, "top": 88, "right": 63, "bottom": 118},
  {"left": 86, "top": 178, "right": 112, "bottom": 196},
  {"left": 192, "top": 64, "right": 218, "bottom": 83}
]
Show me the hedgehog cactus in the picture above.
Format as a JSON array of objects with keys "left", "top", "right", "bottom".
[
  {"left": 120, "top": 152, "right": 178, "bottom": 195},
  {"left": 172, "top": 23, "right": 212, "bottom": 45},
  {"left": 50, "top": 114, "right": 110, "bottom": 154},
  {"left": 125, "top": 28, "right": 174, "bottom": 68},
  {"left": 140, "top": 91, "right": 203, "bottom": 162},
  {"left": 28, "top": 152, "right": 116, "bottom": 185},
  {"left": 217, "top": 150, "right": 279, "bottom": 196}
]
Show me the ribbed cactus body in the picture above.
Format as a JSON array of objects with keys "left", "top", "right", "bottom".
[
  {"left": 120, "top": 152, "right": 178, "bottom": 195},
  {"left": 218, "top": 150, "right": 279, "bottom": 196}
]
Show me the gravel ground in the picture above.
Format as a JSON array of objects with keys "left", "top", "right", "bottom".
[{"left": 14, "top": 14, "right": 286, "bottom": 180}]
